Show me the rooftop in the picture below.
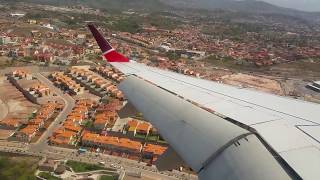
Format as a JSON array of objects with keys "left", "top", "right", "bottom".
[
  {"left": 143, "top": 144, "right": 167, "bottom": 156},
  {"left": 136, "top": 122, "right": 151, "bottom": 132},
  {"left": 82, "top": 132, "right": 142, "bottom": 151}
]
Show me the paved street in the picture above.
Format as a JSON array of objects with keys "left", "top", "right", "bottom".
[
  {"left": 0, "top": 142, "right": 197, "bottom": 180},
  {"left": 0, "top": 73, "right": 198, "bottom": 180},
  {"left": 31, "top": 73, "right": 75, "bottom": 150}
]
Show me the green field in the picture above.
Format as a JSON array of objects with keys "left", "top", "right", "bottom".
[
  {"left": 134, "top": 133, "right": 147, "bottom": 140},
  {"left": 100, "top": 175, "right": 116, "bottom": 180},
  {"left": 147, "top": 135, "right": 159, "bottom": 142},
  {"left": 0, "top": 153, "right": 40, "bottom": 180},
  {"left": 66, "top": 160, "right": 105, "bottom": 173}
]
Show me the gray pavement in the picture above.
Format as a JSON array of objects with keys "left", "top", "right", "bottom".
[
  {"left": 0, "top": 143, "right": 197, "bottom": 180},
  {"left": 31, "top": 73, "right": 75, "bottom": 150},
  {"left": 111, "top": 117, "right": 131, "bottom": 132}
]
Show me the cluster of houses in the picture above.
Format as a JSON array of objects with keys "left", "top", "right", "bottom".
[
  {"left": 81, "top": 131, "right": 167, "bottom": 161},
  {"left": 68, "top": 67, "right": 124, "bottom": 99},
  {"left": 0, "top": 118, "right": 21, "bottom": 130},
  {"left": 91, "top": 99, "right": 123, "bottom": 132},
  {"left": 43, "top": 96, "right": 167, "bottom": 161},
  {"left": 8, "top": 69, "right": 55, "bottom": 104},
  {"left": 10, "top": 69, "right": 33, "bottom": 80},
  {"left": 49, "top": 99, "right": 96, "bottom": 148},
  {"left": 16, "top": 102, "right": 62, "bottom": 142},
  {"left": 126, "top": 119, "right": 153, "bottom": 137},
  {"left": 93, "top": 111, "right": 117, "bottom": 131},
  {"left": 50, "top": 72, "right": 85, "bottom": 95},
  {"left": 149, "top": 57, "right": 203, "bottom": 78},
  {"left": 81, "top": 132, "right": 143, "bottom": 155},
  {"left": 0, "top": 31, "right": 85, "bottom": 65},
  {"left": 143, "top": 144, "right": 167, "bottom": 162},
  {"left": 94, "top": 66, "right": 125, "bottom": 83},
  {"left": 27, "top": 83, "right": 51, "bottom": 97}
]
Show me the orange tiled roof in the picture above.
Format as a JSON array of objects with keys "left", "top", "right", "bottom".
[
  {"left": 0, "top": 118, "right": 20, "bottom": 127},
  {"left": 127, "top": 120, "right": 139, "bottom": 128},
  {"left": 82, "top": 132, "right": 142, "bottom": 151},
  {"left": 50, "top": 136, "right": 71, "bottom": 145},
  {"left": 136, "top": 122, "right": 151, "bottom": 132},
  {"left": 20, "top": 125, "right": 38, "bottom": 135},
  {"left": 143, "top": 144, "right": 167, "bottom": 156},
  {"left": 63, "top": 124, "right": 82, "bottom": 133},
  {"left": 56, "top": 130, "right": 76, "bottom": 139}
]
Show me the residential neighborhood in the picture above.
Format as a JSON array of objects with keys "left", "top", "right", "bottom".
[{"left": 0, "top": 1, "right": 320, "bottom": 180}]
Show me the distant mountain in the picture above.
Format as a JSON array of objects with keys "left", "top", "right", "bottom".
[
  {"left": 2, "top": 0, "right": 320, "bottom": 23},
  {"left": 160, "top": 0, "right": 320, "bottom": 23},
  {"left": 160, "top": 0, "right": 295, "bottom": 13},
  {"left": 1, "top": 0, "right": 170, "bottom": 11}
]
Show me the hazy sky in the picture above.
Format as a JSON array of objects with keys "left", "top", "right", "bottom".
[{"left": 261, "top": 0, "right": 320, "bottom": 12}]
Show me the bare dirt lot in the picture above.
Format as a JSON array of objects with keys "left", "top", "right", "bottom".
[
  {"left": 0, "top": 78, "right": 38, "bottom": 121},
  {"left": 0, "top": 56, "right": 32, "bottom": 70},
  {"left": 221, "top": 73, "right": 284, "bottom": 95},
  {"left": 0, "top": 129, "right": 14, "bottom": 140}
]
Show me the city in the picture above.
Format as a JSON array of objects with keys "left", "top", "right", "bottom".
[{"left": 0, "top": 0, "right": 320, "bottom": 180}]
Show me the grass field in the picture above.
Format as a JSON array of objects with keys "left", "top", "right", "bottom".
[
  {"left": 203, "top": 55, "right": 261, "bottom": 72},
  {"left": 99, "top": 175, "right": 116, "bottom": 180},
  {"left": 134, "top": 133, "right": 147, "bottom": 140},
  {"left": 66, "top": 160, "right": 105, "bottom": 173},
  {"left": 0, "top": 153, "right": 40, "bottom": 180},
  {"left": 147, "top": 135, "right": 159, "bottom": 142}
]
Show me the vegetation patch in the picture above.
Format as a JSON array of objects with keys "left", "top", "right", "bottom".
[
  {"left": 107, "top": 17, "right": 141, "bottom": 33},
  {"left": 0, "top": 153, "right": 40, "bottom": 180},
  {"left": 66, "top": 160, "right": 105, "bottom": 173},
  {"left": 100, "top": 175, "right": 116, "bottom": 180},
  {"left": 134, "top": 133, "right": 147, "bottom": 140},
  {"left": 147, "top": 135, "right": 159, "bottom": 142}
]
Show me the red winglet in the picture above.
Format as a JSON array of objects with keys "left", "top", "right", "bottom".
[
  {"left": 103, "top": 50, "right": 129, "bottom": 62},
  {"left": 88, "top": 24, "right": 129, "bottom": 62}
]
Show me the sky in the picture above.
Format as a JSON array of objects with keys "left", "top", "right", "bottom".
[{"left": 261, "top": 0, "right": 320, "bottom": 12}]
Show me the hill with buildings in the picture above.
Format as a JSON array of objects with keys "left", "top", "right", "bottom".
[
  {"left": 2, "top": 0, "right": 320, "bottom": 24},
  {"left": 160, "top": 0, "right": 320, "bottom": 23},
  {"left": 0, "top": 0, "right": 170, "bottom": 11}
]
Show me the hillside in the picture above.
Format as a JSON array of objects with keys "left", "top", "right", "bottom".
[
  {"left": 2, "top": 0, "right": 320, "bottom": 24},
  {"left": 159, "top": 0, "right": 320, "bottom": 23},
  {"left": 1, "top": 0, "right": 170, "bottom": 11}
]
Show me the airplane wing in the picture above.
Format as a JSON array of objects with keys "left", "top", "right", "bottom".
[{"left": 88, "top": 24, "right": 320, "bottom": 180}]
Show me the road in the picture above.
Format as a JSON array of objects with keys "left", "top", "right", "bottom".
[
  {"left": 31, "top": 73, "right": 75, "bottom": 150},
  {"left": 0, "top": 73, "right": 198, "bottom": 180},
  {"left": 0, "top": 141, "right": 197, "bottom": 180}
]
